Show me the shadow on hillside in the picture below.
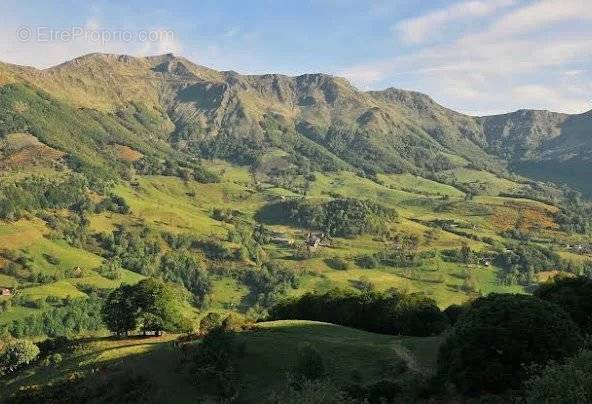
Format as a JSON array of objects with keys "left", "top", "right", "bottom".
[{"left": 2, "top": 334, "right": 194, "bottom": 402}]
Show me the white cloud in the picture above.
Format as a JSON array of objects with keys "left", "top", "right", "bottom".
[
  {"left": 136, "top": 28, "right": 183, "bottom": 56},
  {"left": 394, "top": 0, "right": 516, "bottom": 44},
  {"left": 482, "top": 0, "right": 592, "bottom": 39},
  {"left": 0, "top": 20, "right": 183, "bottom": 69},
  {"left": 343, "top": 0, "right": 592, "bottom": 114}
]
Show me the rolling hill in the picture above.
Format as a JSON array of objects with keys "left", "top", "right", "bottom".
[{"left": 0, "top": 52, "right": 591, "bottom": 339}]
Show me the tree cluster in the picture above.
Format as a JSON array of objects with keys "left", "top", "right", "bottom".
[
  {"left": 259, "top": 198, "right": 397, "bottom": 237},
  {"left": 270, "top": 288, "right": 448, "bottom": 336},
  {"left": 438, "top": 293, "right": 582, "bottom": 395},
  {"left": 102, "top": 278, "right": 190, "bottom": 336}
]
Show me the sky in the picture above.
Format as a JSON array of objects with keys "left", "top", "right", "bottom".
[{"left": 0, "top": 0, "right": 590, "bottom": 116}]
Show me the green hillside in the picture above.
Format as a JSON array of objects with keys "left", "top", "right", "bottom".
[
  {"left": 0, "top": 52, "right": 592, "bottom": 402},
  {"left": 2, "top": 320, "right": 441, "bottom": 403}
]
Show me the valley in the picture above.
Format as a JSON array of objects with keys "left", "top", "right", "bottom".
[{"left": 0, "top": 53, "right": 591, "bottom": 402}]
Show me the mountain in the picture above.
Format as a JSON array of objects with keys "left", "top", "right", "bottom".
[
  {"left": 1, "top": 52, "right": 589, "bottom": 194},
  {"left": 479, "top": 110, "right": 592, "bottom": 194}
]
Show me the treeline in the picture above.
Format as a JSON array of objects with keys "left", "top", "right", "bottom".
[
  {"left": 0, "top": 176, "right": 87, "bottom": 220},
  {"left": 133, "top": 156, "right": 220, "bottom": 184},
  {"left": 0, "top": 174, "right": 131, "bottom": 221},
  {"left": 1, "top": 297, "right": 103, "bottom": 338},
  {"left": 259, "top": 198, "right": 397, "bottom": 237},
  {"left": 269, "top": 288, "right": 448, "bottom": 337}
]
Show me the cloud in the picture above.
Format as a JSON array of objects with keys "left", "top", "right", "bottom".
[
  {"left": 394, "top": 0, "right": 516, "bottom": 44},
  {"left": 482, "top": 0, "right": 592, "bottom": 39},
  {"left": 136, "top": 28, "right": 183, "bottom": 56},
  {"left": 0, "top": 19, "right": 183, "bottom": 69},
  {"left": 343, "top": 0, "right": 592, "bottom": 114}
]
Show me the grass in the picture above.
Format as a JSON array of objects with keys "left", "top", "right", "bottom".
[
  {"left": 442, "top": 168, "right": 521, "bottom": 195},
  {"left": 0, "top": 160, "right": 587, "bottom": 327},
  {"left": 2, "top": 320, "right": 443, "bottom": 402},
  {"left": 235, "top": 320, "right": 439, "bottom": 400},
  {"left": 378, "top": 173, "right": 465, "bottom": 198},
  {"left": 19, "top": 281, "right": 87, "bottom": 300},
  {"left": 25, "top": 237, "right": 102, "bottom": 275}
]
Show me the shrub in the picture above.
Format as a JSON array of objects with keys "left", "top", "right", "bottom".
[
  {"left": 534, "top": 276, "right": 592, "bottom": 336},
  {"left": 199, "top": 312, "right": 224, "bottom": 335},
  {"left": 193, "top": 328, "right": 243, "bottom": 400},
  {"left": 324, "top": 256, "right": 350, "bottom": 271},
  {"left": 268, "top": 377, "right": 356, "bottom": 404},
  {"left": 0, "top": 339, "right": 40, "bottom": 375},
  {"left": 293, "top": 343, "right": 325, "bottom": 380},
  {"left": 355, "top": 254, "right": 379, "bottom": 269},
  {"left": 524, "top": 350, "right": 592, "bottom": 403},
  {"left": 438, "top": 294, "right": 583, "bottom": 395},
  {"left": 443, "top": 303, "right": 467, "bottom": 326},
  {"left": 222, "top": 313, "right": 246, "bottom": 332}
]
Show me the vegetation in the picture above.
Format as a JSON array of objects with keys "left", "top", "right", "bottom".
[
  {"left": 270, "top": 288, "right": 448, "bottom": 336},
  {"left": 1, "top": 297, "right": 103, "bottom": 338},
  {"left": 102, "top": 279, "right": 190, "bottom": 336},
  {"left": 0, "top": 339, "right": 40, "bottom": 375},
  {"left": 260, "top": 198, "right": 397, "bottom": 237},
  {"left": 534, "top": 276, "right": 592, "bottom": 336},
  {"left": 2, "top": 53, "right": 592, "bottom": 402},
  {"left": 524, "top": 349, "right": 592, "bottom": 403},
  {"left": 438, "top": 294, "right": 583, "bottom": 395}
]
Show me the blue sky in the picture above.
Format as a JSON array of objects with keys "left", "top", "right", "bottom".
[{"left": 0, "top": 0, "right": 590, "bottom": 115}]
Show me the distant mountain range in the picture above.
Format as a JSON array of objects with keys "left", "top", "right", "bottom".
[{"left": 1, "top": 53, "right": 590, "bottom": 194}]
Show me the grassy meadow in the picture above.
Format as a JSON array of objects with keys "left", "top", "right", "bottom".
[{"left": 2, "top": 156, "right": 586, "bottom": 327}]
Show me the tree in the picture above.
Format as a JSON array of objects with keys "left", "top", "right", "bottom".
[
  {"left": 101, "top": 284, "right": 137, "bottom": 336},
  {"left": 535, "top": 276, "right": 592, "bottom": 336},
  {"left": 524, "top": 350, "right": 592, "bottom": 403},
  {"left": 133, "top": 278, "right": 184, "bottom": 336},
  {"left": 0, "top": 339, "right": 40, "bottom": 375},
  {"left": 159, "top": 251, "right": 211, "bottom": 306},
  {"left": 199, "top": 312, "right": 223, "bottom": 335},
  {"left": 438, "top": 294, "right": 582, "bottom": 395},
  {"left": 270, "top": 288, "right": 448, "bottom": 337}
]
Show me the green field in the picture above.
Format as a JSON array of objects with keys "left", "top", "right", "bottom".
[
  {"left": 0, "top": 158, "right": 589, "bottom": 331},
  {"left": 2, "top": 320, "right": 442, "bottom": 402}
]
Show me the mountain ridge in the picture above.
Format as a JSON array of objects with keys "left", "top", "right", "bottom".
[{"left": 1, "top": 52, "right": 591, "bottom": 194}]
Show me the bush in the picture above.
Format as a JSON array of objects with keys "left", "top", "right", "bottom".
[
  {"left": 222, "top": 313, "right": 246, "bottom": 332},
  {"left": 199, "top": 312, "right": 223, "bottom": 334},
  {"left": 0, "top": 339, "right": 40, "bottom": 375},
  {"left": 356, "top": 254, "right": 379, "bottom": 269},
  {"left": 438, "top": 294, "right": 583, "bottom": 395},
  {"left": 443, "top": 303, "right": 467, "bottom": 326},
  {"left": 324, "top": 256, "right": 350, "bottom": 271},
  {"left": 193, "top": 328, "right": 244, "bottom": 400},
  {"left": 293, "top": 343, "right": 325, "bottom": 380},
  {"left": 534, "top": 276, "right": 592, "bottom": 336},
  {"left": 524, "top": 350, "right": 592, "bottom": 403},
  {"left": 268, "top": 377, "right": 356, "bottom": 404}
]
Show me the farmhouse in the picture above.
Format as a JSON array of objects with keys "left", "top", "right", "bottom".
[{"left": 1, "top": 288, "right": 12, "bottom": 296}]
